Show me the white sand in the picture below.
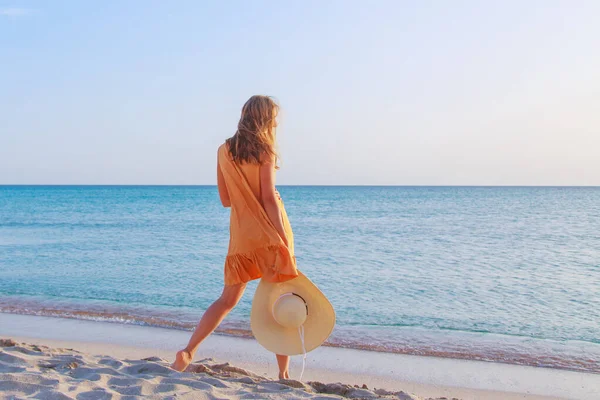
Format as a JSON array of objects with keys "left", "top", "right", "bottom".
[
  {"left": 2, "top": 338, "right": 393, "bottom": 400},
  {"left": 1, "top": 313, "right": 599, "bottom": 399}
]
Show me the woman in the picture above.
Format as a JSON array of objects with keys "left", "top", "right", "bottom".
[{"left": 171, "top": 95, "right": 298, "bottom": 379}]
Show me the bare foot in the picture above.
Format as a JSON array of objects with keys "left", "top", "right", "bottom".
[
  {"left": 171, "top": 349, "right": 192, "bottom": 372},
  {"left": 279, "top": 370, "right": 290, "bottom": 380}
]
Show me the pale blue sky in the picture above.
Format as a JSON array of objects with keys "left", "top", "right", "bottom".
[{"left": 1, "top": 1, "right": 599, "bottom": 185}]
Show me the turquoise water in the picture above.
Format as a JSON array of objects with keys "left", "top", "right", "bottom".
[{"left": 1, "top": 185, "right": 599, "bottom": 373}]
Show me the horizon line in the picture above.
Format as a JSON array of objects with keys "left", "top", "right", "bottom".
[{"left": 1, "top": 184, "right": 599, "bottom": 188}]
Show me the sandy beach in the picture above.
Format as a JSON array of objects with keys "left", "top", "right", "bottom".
[{"left": 1, "top": 314, "right": 598, "bottom": 400}]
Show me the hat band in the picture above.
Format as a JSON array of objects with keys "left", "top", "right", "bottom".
[{"left": 271, "top": 292, "right": 308, "bottom": 322}]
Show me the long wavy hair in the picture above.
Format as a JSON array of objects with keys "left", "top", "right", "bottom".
[{"left": 226, "top": 95, "right": 279, "bottom": 165}]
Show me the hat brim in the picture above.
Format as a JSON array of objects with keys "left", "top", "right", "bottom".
[{"left": 250, "top": 271, "right": 336, "bottom": 356}]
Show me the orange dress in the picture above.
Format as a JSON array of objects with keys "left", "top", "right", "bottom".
[{"left": 218, "top": 143, "right": 298, "bottom": 286}]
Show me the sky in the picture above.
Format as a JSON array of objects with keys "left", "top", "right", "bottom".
[{"left": 1, "top": 1, "right": 599, "bottom": 185}]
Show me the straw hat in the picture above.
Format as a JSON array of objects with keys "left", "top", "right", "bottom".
[{"left": 250, "top": 271, "right": 335, "bottom": 356}]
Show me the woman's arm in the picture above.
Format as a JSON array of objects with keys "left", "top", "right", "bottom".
[
  {"left": 217, "top": 163, "right": 231, "bottom": 208},
  {"left": 260, "top": 160, "right": 288, "bottom": 246}
]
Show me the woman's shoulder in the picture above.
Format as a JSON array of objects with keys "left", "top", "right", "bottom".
[{"left": 218, "top": 141, "right": 230, "bottom": 156}]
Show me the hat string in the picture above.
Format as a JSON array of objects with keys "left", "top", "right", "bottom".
[{"left": 298, "top": 324, "right": 307, "bottom": 381}]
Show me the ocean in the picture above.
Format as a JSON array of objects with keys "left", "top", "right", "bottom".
[{"left": 1, "top": 185, "right": 599, "bottom": 373}]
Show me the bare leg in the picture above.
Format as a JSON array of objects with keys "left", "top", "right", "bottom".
[
  {"left": 171, "top": 283, "right": 247, "bottom": 371},
  {"left": 276, "top": 354, "right": 290, "bottom": 379}
]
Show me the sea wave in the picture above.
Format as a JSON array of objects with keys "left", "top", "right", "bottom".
[{"left": 1, "top": 297, "right": 598, "bottom": 374}]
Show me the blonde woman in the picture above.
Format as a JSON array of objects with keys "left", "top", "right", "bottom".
[{"left": 172, "top": 95, "right": 298, "bottom": 379}]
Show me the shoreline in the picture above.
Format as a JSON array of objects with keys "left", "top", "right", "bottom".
[
  {"left": 2, "top": 313, "right": 599, "bottom": 399},
  {"left": 2, "top": 296, "right": 598, "bottom": 375}
]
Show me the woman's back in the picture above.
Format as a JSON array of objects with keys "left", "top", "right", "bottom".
[
  {"left": 219, "top": 142, "right": 262, "bottom": 200},
  {"left": 237, "top": 159, "right": 261, "bottom": 201}
]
